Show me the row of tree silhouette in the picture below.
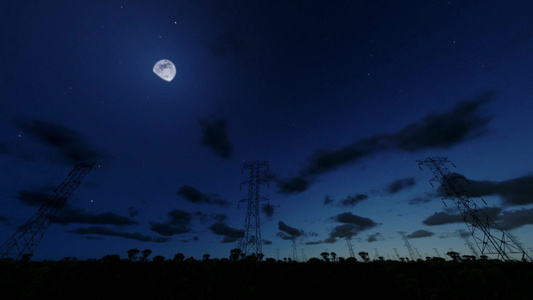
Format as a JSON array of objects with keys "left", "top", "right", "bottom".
[
  {"left": 119, "top": 248, "right": 486, "bottom": 264},
  {"left": 4, "top": 250, "right": 532, "bottom": 300}
]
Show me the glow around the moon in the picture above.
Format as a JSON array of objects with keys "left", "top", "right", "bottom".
[{"left": 153, "top": 59, "right": 176, "bottom": 82}]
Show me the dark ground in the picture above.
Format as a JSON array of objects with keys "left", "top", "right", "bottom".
[{"left": 1, "top": 256, "right": 532, "bottom": 300}]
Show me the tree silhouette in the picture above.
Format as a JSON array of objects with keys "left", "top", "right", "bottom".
[
  {"left": 153, "top": 255, "right": 165, "bottom": 263},
  {"left": 203, "top": 254, "right": 211, "bottom": 261},
  {"left": 173, "top": 253, "right": 185, "bottom": 262},
  {"left": 320, "top": 252, "right": 330, "bottom": 262},
  {"left": 141, "top": 249, "right": 152, "bottom": 262},
  {"left": 358, "top": 251, "right": 370, "bottom": 262},
  {"left": 21, "top": 253, "right": 33, "bottom": 262},
  {"left": 100, "top": 254, "right": 121, "bottom": 263},
  {"left": 330, "top": 252, "right": 337, "bottom": 262},
  {"left": 446, "top": 251, "right": 461, "bottom": 262},
  {"left": 230, "top": 248, "right": 242, "bottom": 262},
  {"left": 127, "top": 249, "right": 140, "bottom": 262}
]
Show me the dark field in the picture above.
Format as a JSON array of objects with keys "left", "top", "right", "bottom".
[{"left": 2, "top": 257, "right": 533, "bottom": 300}]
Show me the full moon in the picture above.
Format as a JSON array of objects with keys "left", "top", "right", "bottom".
[{"left": 153, "top": 59, "right": 176, "bottom": 82}]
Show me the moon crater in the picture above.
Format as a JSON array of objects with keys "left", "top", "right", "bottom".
[{"left": 153, "top": 59, "right": 176, "bottom": 82}]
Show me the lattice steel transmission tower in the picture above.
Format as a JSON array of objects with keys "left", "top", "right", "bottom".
[
  {"left": 345, "top": 236, "right": 356, "bottom": 258},
  {"left": 399, "top": 231, "right": 420, "bottom": 261},
  {"left": 0, "top": 164, "right": 94, "bottom": 261},
  {"left": 393, "top": 248, "right": 401, "bottom": 260},
  {"left": 433, "top": 248, "right": 442, "bottom": 258},
  {"left": 291, "top": 238, "right": 299, "bottom": 262},
  {"left": 457, "top": 229, "right": 480, "bottom": 257},
  {"left": 239, "top": 160, "right": 269, "bottom": 257},
  {"left": 417, "top": 156, "right": 531, "bottom": 261}
]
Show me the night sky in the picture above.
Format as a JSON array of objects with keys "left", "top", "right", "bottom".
[{"left": 2, "top": 0, "right": 533, "bottom": 261}]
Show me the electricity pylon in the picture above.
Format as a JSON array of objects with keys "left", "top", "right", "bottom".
[
  {"left": 399, "top": 231, "right": 420, "bottom": 261},
  {"left": 291, "top": 238, "right": 299, "bottom": 262},
  {"left": 345, "top": 236, "right": 356, "bottom": 258},
  {"left": 239, "top": 160, "right": 269, "bottom": 257},
  {"left": 0, "top": 163, "right": 94, "bottom": 260},
  {"left": 457, "top": 229, "right": 480, "bottom": 257},
  {"left": 417, "top": 157, "right": 531, "bottom": 261}
]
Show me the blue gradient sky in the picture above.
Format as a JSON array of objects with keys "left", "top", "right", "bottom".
[{"left": 1, "top": 0, "right": 533, "bottom": 261}]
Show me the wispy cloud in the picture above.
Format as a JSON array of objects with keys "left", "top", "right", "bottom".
[
  {"left": 423, "top": 207, "right": 501, "bottom": 226},
  {"left": 52, "top": 207, "right": 137, "bottom": 226},
  {"left": 69, "top": 226, "right": 169, "bottom": 242},
  {"left": 366, "top": 232, "right": 384, "bottom": 242},
  {"left": 16, "top": 186, "right": 136, "bottom": 226},
  {"left": 339, "top": 193, "right": 368, "bottom": 207},
  {"left": 497, "top": 208, "right": 533, "bottom": 229},
  {"left": 423, "top": 206, "right": 533, "bottom": 230},
  {"left": 150, "top": 210, "right": 192, "bottom": 236},
  {"left": 437, "top": 173, "right": 533, "bottom": 206},
  {"left": 17, "top": 119, "right": 111, "bottom": 165},
  {"left": 406, "top": 229, "right": 434, "bottom": 239},
  {"left": 308, "top": 212, "right": 379, "bottom": 245},
  {"left": 277, "top": 221, "right": 304, "bottom": 240},
  {"left": 209, "top": 222, "right": 243, "bottom": 243},
  {"left": 277, "top": 91, "right": 494, "bottom": 194},
  {"left": 386, "top": 177, "right": 416, "bottom": 194},
  {"left": 177, "top": 185, "right": 230, "bottom": 206}
]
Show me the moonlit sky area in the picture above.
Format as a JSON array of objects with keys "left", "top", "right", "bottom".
[{"left": 1, "top": 0, "right": 533, "bottom": 261}]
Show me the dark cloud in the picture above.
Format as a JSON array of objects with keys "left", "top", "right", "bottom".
[
  {"left": 209, "top": 222, "right": 243, "bottom": 243},
  {"left": 438, "top": 173, "right": 533, "bottom": 206},
  {"left": 407, "top": 229, "right": 434, "bottom": 239},
  {"left": 335, "top": 212, "right": 378, "bottom": 229},
  {"left": 387, "top": 91, "right": 493, "bottom": 151},
  {"left": 177, "top": 185, "right": 230, "bottom": 206},
  {"left": 277, "top": 92, "right": 493, "bottom": 194},
  {"left": 305, "top": 236, "right": 337, "bottom": 245},
  {"left": 324, "top": 195, "right": 334, "bottom": 205},
  {"left": 127, "top": 206, "right": 138, "bottom": 218},
  {"left": 17, "top": 186, "right": 54, "bottom": 207},
  {"left": 325, "top": 212, "right": 379, "bottom": 239},
  {"left": 52, "top": 207, "right": 137, "bottom": 226},
  {"left": 423, "top": 207, "right": 502, "bottom": 226},
  {"left": 424, "top": 206, "right": 533, "bottom": 231},
  {"left": 212, "top": 213, "right": 227, "bottom": 222},
  {"left": 150, "top": 210, "right": 192, "bottom": 236},
  {"left": 277, "top": 221, "right": 305, "bottom": 240},
  {"left": 408, "top": 195, "right": 432, "bottom": 205},
  {"left": 329, "top": 224, "right": 360, "bottom": 239},
  {"left": 304, "top": 140, "right": 384, "bottom": 177},
  {"left": 493, "top": 208, "right": 533, "bottom": 230},
  {"left": 366, "top": 232, "right": 384, "bottom": 242},
  {"left": 194, "top": 210, "right": 229, "bottom": 225},
  {"left": 262, "top": 203, "right": 275, "bottom": 217},
  {"left": 340, "top": 194, "right": 368, "bottom": 207},
  {"left": 276, "top": 176, "right": 310, "bottom": 194},
  {"left": 423, "top": 211, "right": 464, "bottom": 226},
  {"left": 387, "top": 177, "right": 416, "bottom": 194},
  {"left": 16, "top": 186, "right": 137, "bottom": 225},
  {"left": 17, "top": 119, "right": 111, "bottom": 165},
  {"left": 69, "top": 226, "right": 169, "bottom": 243},
  {"left": 198, "top": 116, "right": 232, "bottom": 158}
]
